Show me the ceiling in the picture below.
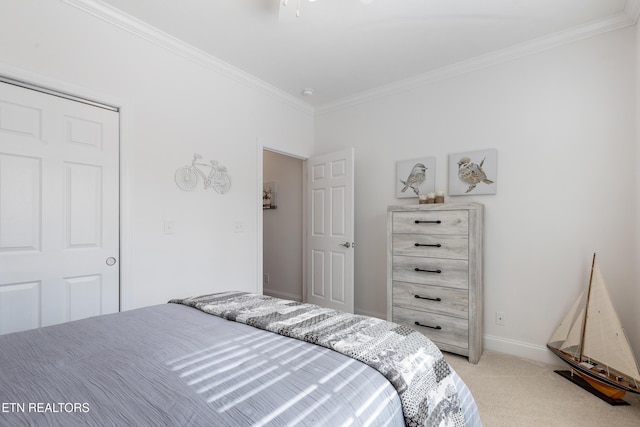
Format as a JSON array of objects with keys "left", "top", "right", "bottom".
[{"left": 98, "top": 0, "right": 635, "bottom": 109}]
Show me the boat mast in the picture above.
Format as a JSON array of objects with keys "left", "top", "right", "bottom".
[{"left": 578, "top": 253, "right": 597, "bottom": 363}]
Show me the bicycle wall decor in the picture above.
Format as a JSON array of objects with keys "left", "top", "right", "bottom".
[{"left": 175, "top": 153, "right": 232, "bottom": 194}]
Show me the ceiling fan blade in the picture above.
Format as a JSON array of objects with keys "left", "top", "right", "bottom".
[{"left": 278, "top": 0, "right": 300, "bottom": 23}]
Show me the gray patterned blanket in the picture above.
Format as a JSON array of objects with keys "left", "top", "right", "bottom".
[{"left": 169, "top": 291, "right": 464, "bottom": 427}]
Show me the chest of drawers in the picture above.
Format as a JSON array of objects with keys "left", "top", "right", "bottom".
[{"left": 386, "top": 203, "right": 483, "bottom": 363}]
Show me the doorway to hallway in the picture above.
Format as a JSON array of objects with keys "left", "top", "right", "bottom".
[{"left": 262, "top": 149, "right": 304, "bottom": 301}]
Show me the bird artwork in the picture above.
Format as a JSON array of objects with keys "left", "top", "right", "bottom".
[
  {"left": 400, "top": 163, "right": 427, "bottom": 196},
  {"left": 457, "top": 156, "right": 494, "bottom": 193}
]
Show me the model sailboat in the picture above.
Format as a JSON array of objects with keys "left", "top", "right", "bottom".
[{"left": 547, "top": 253, "right": 640, "bottom": 402}]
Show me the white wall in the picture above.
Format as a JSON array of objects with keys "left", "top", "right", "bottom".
[
  {"left": 0, "top": 0, "right": 313, "bottom": 309},
  {"left": 2, "top": 0, "right": 638, "bottom": 365},
  {"left": 315, "top": 27, "right": 638, "bottom": 363},
  {"left": 263, "top": 150, "right": 304, "bottom": 301}
]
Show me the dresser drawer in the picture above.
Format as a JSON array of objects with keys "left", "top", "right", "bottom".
[
  {"left": 392, "top": 281, "right": 469, "bottom": 318},
  {"left": 392, "top": 234, "right": 468, "bottom": 259},
  {"left": 392, "top": 211, "right": 468, "bottom": 235},
  {"left": 392, "top": 307, "right": 469, "bottom": 350},
  {"left": 392, "top": 256, "right": 468, "bottom": 289}
]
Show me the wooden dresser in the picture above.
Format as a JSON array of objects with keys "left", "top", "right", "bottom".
[{"left": 387, "top": 203, "right": 483, "bottom": 363}]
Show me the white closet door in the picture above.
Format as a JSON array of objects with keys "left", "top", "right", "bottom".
[{"left": 0, "top": 81, "right": 119, "bottom": 334}]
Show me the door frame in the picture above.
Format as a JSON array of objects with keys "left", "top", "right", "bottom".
[
  {"left": 257, "top": 144, "right": 309, "bottom": 303},
  {"left": 0, "top": 64, "right": 133, "bottom": 311}
]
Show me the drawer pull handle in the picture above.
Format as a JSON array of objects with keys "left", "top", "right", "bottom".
[
  {"left": 414, "top": 220, "right": 441, "bottom": 224},
  {"left": 415, "top": 321, "right": 442, "bottom": 330},
  {"left": 414, "top": 294, "right": 441, "bottom": 302},
  {"left": 414, "top": 267, "right": 442, "bottom": 274},
  {"left": 414, "top": 243, "right": 442, "bottom": 247}
]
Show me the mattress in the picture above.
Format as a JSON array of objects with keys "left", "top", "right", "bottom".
[{"left": 0, "top": 302, "right": 480, "bottom": 426}]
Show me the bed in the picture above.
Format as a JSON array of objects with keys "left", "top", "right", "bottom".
[{"left": 0, "top": 292, "right": 481, "bottom": 426}]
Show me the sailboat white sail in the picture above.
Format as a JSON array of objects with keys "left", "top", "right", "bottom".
[
  {"left": 547, "top": 254, "right": 640, "bottom": 398},
  {"left": 548, "top": 291, "right": 585, "bottom": 359}
]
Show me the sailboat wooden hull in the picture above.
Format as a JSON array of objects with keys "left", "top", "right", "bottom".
[
  {"left": 547, "top": 345, "right": 640, "bottom": 397},
  {"left": 580, "top": 374, "right": 626, "bottom": 399}
]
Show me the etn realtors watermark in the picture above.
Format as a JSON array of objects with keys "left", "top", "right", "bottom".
[{"left": 2, "top": 402, "right": 90, "bottom": 413}]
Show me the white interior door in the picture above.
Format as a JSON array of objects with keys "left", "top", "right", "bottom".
[
  {"left": 306, "top": 148, "right": 354, "bottom": 312},
  {"left": 0, "top": 81, "right": 119, "bottom": 335}
]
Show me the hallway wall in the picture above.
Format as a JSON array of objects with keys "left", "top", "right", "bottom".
[{"left": 263, "top": 150, "right": 304, "bottom": 301}]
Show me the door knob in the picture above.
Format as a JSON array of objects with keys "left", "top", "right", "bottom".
[
  {"left": 339, "top": 242, "right": 352, "bottom": 248},
  {"left": 106, "top": 257, "right": 117, "bottom": 266}
]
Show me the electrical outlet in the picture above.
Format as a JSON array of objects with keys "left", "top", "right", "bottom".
[
  {"left": 264, "top": 274, "right": 269, "bottom": 284},
  {"left": 496, "top": 311, "right": 505, "bottom": 326}
]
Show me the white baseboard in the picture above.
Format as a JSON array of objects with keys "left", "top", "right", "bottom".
[
  {"left": 256, "top": 295, "right": 561, "bottom": 368},
  {"left": 352, "top": 311, "right": 563, "bottom": 367},
  {"left": 484, "top": 334, "right": 564, "bottom": 368},
  {"left": 263, "top": 288, "right": 302, "bottom": 302}
]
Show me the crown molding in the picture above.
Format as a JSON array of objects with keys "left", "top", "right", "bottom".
[
  {"left": 62, "top": 0, "right": 639, "bottom": 118},
  {"left": 626, "top": 0, "right": 640, "bottom": 24},
  {"left": 316, "top": 1, "right": 640, "bottom": 115},
  {"left": 62, "top": 0, "right": 315, "bottom": 116}
]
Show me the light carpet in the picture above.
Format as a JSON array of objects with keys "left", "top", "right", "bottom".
[{"left": 445, "top": 350, "right": 640, "bottom": 427}]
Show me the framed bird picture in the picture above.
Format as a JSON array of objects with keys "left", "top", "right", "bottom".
[
  {"left": 448, "top": 149, "right": 497, "bottom": 195},
  {"left": 396, "top": 156, "right": 436, "bottom": 198}
]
